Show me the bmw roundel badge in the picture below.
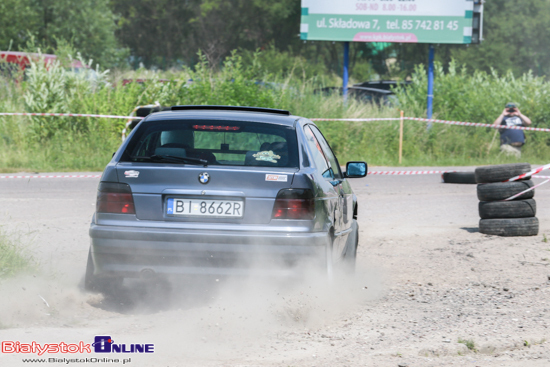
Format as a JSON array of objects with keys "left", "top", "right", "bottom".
[{"left": 198, "top": 172, "right": 210, "bottom": 184}]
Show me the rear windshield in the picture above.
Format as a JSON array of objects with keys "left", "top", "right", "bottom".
[{"left": 121, "top": 120, "right": 299, "bottom": 168}]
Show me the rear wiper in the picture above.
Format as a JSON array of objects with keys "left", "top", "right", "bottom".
[{"left": 131, "top": 155, "right": 208, "bottom": 166}]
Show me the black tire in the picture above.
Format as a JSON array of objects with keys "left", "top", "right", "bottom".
[
  {"left": 479, "top": 217, "right": 539, "bottom": 237},
  {"left": 442, "top": 172, "right": 477, "bottom": 184},
  {"left": 477, "top": 180, "right": 535, "bottom": 201},
  {"left": 475, "top": 163, "right": 531, "bottom": 183},
  {"left": 342, "top": 220, "right": 358, "bottom": 273},
  {"left": 479, "top": 199, "right": 536, "bottom": 219},
  {"left": 84, "top": 250, "right": 123, "bottom": 293}
]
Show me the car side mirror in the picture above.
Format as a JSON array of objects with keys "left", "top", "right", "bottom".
[{"left": 345, "top": 161, "right": 367, "bottom": 178}]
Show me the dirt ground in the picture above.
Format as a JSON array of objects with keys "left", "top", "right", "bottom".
[{"left": 0, "top": 167, "right": 549, "bottom": 367}]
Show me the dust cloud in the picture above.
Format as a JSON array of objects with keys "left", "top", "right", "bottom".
[{"left": 0, "top": 258, "right": 385, "bottom": 363}]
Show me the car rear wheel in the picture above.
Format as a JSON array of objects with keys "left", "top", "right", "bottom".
[{"left": 84, "top": 250, "right": 123, "bottom": 294}]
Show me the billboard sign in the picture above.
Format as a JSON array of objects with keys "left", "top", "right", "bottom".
[{"left": 300, "top": 0, "right": 477, "bottom": 44}]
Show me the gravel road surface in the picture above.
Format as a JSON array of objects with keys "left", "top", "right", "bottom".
[{"left": 1, "top": 167, "right": 549, "bottom": 366}]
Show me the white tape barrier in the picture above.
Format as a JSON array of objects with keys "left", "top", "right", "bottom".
[
  {"left": 0, "top": 169, "right": 549, "bottom": 180},
  {"left": 2, "top": 112, "right": 549, "bottom": 140},
  {"left": 0, "top": 171, "right": 448, "bottom": 179},
  {"left": 0, "top": 112, "right": 143, "bottom": 120},
  {"left": 368, "top": 170, "right": 453, "bottom": 175},
  {"left": 1, "top": 113, "right": 547, "bottom": 133},
  {"left": 311, "top": 117, "right": 550, "bottom": 133},
  {"left": 0, "top": 174, "right": 101, "bottom": 179},
  {"left": 312, "top": 118, "right": 401, "bottom": 122},
  {"left": 406, "top": 117, "right": 550, "bottom": 133}
]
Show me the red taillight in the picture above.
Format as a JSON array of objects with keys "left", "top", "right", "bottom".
[
  {"left": 272, "top": 189, "right": 315, "bottom": 220},
  {"left": 97, "top": 183, "right": 135, "bottom": 214}
]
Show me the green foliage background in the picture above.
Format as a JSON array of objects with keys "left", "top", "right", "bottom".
[
  {"left": 0, "top": 0, "right": 122, "bottom": 67},
  {"left": 1, "top": 51, "right": 549, "bottom": 172},
  {"left": 3, "top": 0, "right": 550, "bottom": 79}
]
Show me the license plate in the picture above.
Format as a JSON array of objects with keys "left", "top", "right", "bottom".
[{"left": 166, "top": 198, "right": 244, "bottom": 217}]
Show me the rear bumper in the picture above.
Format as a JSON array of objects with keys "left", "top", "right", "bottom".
[{"left": 89, "top": 224, "right": 329, "bottom": 277}]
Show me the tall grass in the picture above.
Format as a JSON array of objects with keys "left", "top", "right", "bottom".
[
  {"left": 1, "top": 52, "right": 550, "bottom": 171},
  {"left": 392, "top": 61, "right": 550, "bottom": 165},
  {"left": 0, "top": 229, "right": 37, "bottom": 279}
]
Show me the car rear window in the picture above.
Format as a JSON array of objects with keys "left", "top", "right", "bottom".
[{"left": 121, "top": 120, "right": 299, "bottom": 168}]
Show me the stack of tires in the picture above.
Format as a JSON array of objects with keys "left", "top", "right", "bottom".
[{"left": 475, "top": 163, "right": 539, "bottom": 237}]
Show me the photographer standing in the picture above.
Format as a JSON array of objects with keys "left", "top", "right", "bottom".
[{"left": 493, "top": 102, "right": 532, "bottom": 157}]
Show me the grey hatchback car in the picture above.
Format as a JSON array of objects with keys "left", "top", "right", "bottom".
[{"left": 86, "top": 106, "right": 367, "bottom": 291}]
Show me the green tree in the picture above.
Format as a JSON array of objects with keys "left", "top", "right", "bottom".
[
  {"left": 0, "top": 0, "right": 42, "bottom": 50},
  {"left": 111, "top": 0, "right": 195, "bottom": 68},
  {"left": 0, "top": 0, "right": 122, "bottom": 67},
  {"left": 450, "top": 0, "right": 550, "bottom": 76},
  {"left": 190, "top": 0, "right": 299, "bottom": 66},
  {"left": 389, "top": 0, "right": 550, "bottom": 77},
  {"left": 110, "top": 0, "right": 301, "bottom": 68}
]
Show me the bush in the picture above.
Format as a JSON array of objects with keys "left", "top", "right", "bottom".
[
  {"left": 23, "top": 53, "right": 111, "bottom": 139},
  {"left": 2, "top": 52, "right": 550, "bottom": 171},
  {"left": 394, "top": 60, "right": 550, "bottom": 125},
  {"left": 392, "top": 61, "right": 550, "bottom": 165}
]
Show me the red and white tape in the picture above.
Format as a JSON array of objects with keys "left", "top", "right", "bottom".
[
  {"left": 311, "top": 117, "right": 550, "bottom": 133},
  {"left": 504, "top": 163, "right": 550, "bottom": 182},
  {"left": 504, "top": 179, "right": 550, "bottom": 201},
  {"left": 405, "top": 117, "right": 550, "bottom": 133},
  {"left": 312, "top": 118, "right": 401, "bottom": 122},
  {"left": 0, "top": 112, "right": 143, "bottom": 120},
  {"left": 1, "top": 169, "right": 550, "bottom": 180},
  {"left": 1, "top": 113, "right": 548, "bottom": 133},
  {"left": 0, "top": 171, "right": 450, "bottom": 179},
  {"left": 368, "top": 170, "right": 453, "bottom": 175},
  {"left": 0, "top": 174, "right": 101, "bottom": 179}
]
